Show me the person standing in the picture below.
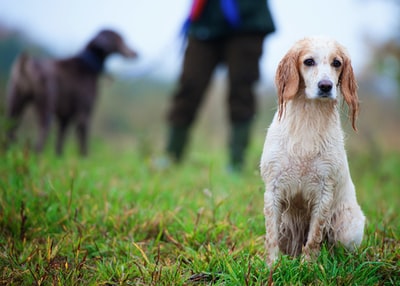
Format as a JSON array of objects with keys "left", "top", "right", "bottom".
[{"left": 165, "top": 0, "right": 275, "bottom": 171}]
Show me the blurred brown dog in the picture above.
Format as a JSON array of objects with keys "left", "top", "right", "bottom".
[{"left": 6, "top": 29, "right": 137, "bottom": 156}]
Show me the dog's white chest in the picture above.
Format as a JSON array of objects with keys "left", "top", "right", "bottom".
[{"left": 260, "top": 117, "right": 346, "bottom": 199}]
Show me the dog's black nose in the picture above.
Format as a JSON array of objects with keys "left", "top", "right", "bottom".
[{"left": 318, "top": 80, "right": 333, "bottom": 93}]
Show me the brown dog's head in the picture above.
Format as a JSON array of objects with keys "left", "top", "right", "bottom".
[
  {"left": 275, "top": 37, "right": 359, "bottom": 130},
  {"left": 87, "top": 29, "right": 138, "bottom": 59}
]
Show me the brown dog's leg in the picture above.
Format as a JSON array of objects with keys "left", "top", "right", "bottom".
[
  {"left": 6, "top": 111, "right": 22, "bottom": 144},
  {"left": 6, "top": 91, "right": 28, "bottom": 144},
  {"left": 76, "top": 113, "right": 89, "bottom": 156},
  {"left": 56, "top": 118, "right": 69, "bottom": 156},
  {"left": 34, "top": 104, "right": 52, "bottom": 153}
]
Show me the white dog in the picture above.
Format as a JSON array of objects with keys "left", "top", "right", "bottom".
[{"left": 260, "top": 37, "right": 365, "bottom": 265}]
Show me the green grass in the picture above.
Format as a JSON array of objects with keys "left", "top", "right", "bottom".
[{"left": 0, "top": 136, "right": 399, "bottom": 285}]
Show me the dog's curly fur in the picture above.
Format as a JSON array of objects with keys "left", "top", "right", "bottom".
[
  {"left": 260, "top": 37, "right": 365, "bottom": 266},
  {"left": 6, "top": 29, "right": 137, "bottom": 155}
]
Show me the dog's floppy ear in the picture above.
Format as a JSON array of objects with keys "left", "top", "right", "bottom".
[
  {"left": 275, "top": 49, "right": 300, "bottom": 120},
  {"left": 339, "top": 51, "right": 359, "bottom": 131}
]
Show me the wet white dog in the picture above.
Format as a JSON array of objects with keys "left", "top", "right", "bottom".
[{"left": 260, "top": 37, "right": 365, "bottom": 265}]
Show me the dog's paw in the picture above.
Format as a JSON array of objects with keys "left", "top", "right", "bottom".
[
  {"left": 302, "top": 245, "right": 320, "bottom": 262},
  {"left": 266, "top": 253, "right": 279, "bottom": 268}
]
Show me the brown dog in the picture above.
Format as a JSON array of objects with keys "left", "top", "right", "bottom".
[{"left": 6, "top": 29, "right": 137, "bottom": 156}]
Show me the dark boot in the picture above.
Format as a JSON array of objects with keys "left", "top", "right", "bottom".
[
  {"left": 166, "top": 125, "right": 190, "bottom": 162},
  {"left": 229, "top": 121, "right": 252, "bottom": 172}
]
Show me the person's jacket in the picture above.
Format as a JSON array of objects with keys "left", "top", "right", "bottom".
[{"left": 188, "top": 0, "right": 276, "bottom": 40}]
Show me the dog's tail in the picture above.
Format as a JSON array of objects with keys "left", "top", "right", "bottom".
[
  {"left": 5, "top": 53, "right": 35, "bottom": 140},
  {"left": 9, "top": 53, "right": 33, "bottom": 93},
  {"left": 7, "top": 53, "right": 30, "bottom": 114}
]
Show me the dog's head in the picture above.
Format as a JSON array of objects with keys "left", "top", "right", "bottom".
[
  {"left": 275, "top": 36, "right": 359, "bottom": 130},
  {"left": 87, "top": 29, "right": 138, "bottom": 59}
]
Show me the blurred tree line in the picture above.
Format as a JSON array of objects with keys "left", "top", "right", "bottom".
[
  {"left": 364, "top": 0, "right": 400, "bottom": 98},
  {"left": 0, "top": 1, "right": 399, "bottom": 102}
]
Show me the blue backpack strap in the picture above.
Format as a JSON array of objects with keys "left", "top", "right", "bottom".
[
  {"left": 220, "top": 0, "right": 240, "bottom": 27},
  {"left": 180, "top": 17, "right": 191, "bottom": 37}
]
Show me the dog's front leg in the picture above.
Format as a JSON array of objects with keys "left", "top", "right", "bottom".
[
  {"left": 76, "top": 113, "right": 90, "bottom": 156},
  {"left": 56, "top": 118, "right": 69, "bottom": 156},
  {"left": 264, "top": 189, "right": 280, "bottom": 266},
  {"left": 303, "top": 185, "right": 334, "bottom": 260}
]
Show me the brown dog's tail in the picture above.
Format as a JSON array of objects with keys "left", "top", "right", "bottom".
[
  {"left": 12, "top": 52, "right": 29, "bottom": 76},
  {"left": 6, "top": 52, "right": 36, "bottom": 122},
  {"left": 9, "top": 53, "right": 32, "bottom": 92}
]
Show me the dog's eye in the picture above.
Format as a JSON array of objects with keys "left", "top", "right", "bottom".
[
  {"left": 332, "top": 59, "right": 342, "bottom": 68},
  {"left": 303, "top": 59, "right": 315, "bottom": 66}
]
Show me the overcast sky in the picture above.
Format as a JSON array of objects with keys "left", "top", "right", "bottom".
[{"left": 0, "top": 0, "right": 398, "bottom": 83}]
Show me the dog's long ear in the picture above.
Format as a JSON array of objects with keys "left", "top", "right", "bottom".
[
  {"left": 275, "top": 49, "right": 300, "bottom": 120},
  {"left": 339, "top": 51, "right": 359, "bottom": 131}
]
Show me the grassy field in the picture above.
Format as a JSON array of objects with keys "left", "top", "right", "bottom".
[{"left": 0, "top": 79, "right": 399, "bottom": 285}]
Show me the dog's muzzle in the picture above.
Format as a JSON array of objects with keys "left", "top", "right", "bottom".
[{"left": 318, "top": 79, "right": 333, "bottom": 97}]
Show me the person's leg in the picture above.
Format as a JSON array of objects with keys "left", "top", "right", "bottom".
[
  {"left": 166, "top": 37, "right": 221, "bottom": 162},
  {"left": 225, "top": 34, "right": 265, "bottom": 171}
]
